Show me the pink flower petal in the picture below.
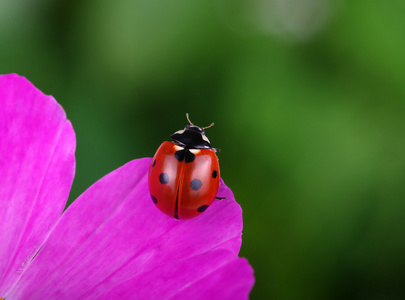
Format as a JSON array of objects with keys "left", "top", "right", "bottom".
[
  {"left": 0, "top": 74, "right": 76, "bottom": 296},
  {"left": 102, "top": 251, "right": 254, "bottom": 299},
  {"left": 9, "top": 158, "right": 254, "bottom": 299}
]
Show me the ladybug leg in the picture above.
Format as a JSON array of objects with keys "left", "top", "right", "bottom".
[{"left": 215, "top": 196, "right": 226, "bottom": 201}]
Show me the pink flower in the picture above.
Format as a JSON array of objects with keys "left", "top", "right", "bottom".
[{"left": 0, "top": 74, "right": 254, "bottom": 300}]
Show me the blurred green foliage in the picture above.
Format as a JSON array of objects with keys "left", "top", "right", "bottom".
[{"left": 2, "top": 0, "right": 405, "bottom": 299}]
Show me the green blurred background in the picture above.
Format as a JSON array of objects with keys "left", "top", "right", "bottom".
[{"left": 2, "top": 0, "right": 405, "bottom": 299}]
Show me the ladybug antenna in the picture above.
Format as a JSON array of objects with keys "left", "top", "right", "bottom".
[
  {"left": 202, "top": 122, "right": 215, "bottom": 130},
  {"left": 186, "top": 113, "right": 193, "bottom": 125},
  {"left": 186, "top": 113, "right": 215, "bottom": 130}
]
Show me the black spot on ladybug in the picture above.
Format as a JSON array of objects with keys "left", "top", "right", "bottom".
[
  {"left": 212, "top": 170, "right": 217, "bottom": 178},
  {"left": 198, "top": 205, "right": 209, "bottom": 212},
  {"left": 152, "top": 159, "right": 156, "bottom": 167},
  {"left": 174, "top": 214, "right": 179, "bottom": 220},
  {"left": 185, "top": 150, "right": 196, "bottom": 163},
  {"left": 174, "top": 150, "right": 185, "bottom": 162},
  {"left": 151, "top": 195, "right": 158, "bottom": 204},
  {"left": 174, "top": 149, "right": 196, "bottom": 163},
  {"left": 190, "top": 179, "right": 203, "bottom": 191},
  {"left": 159, "top": 173, "right": 170, "bottom": 184}
]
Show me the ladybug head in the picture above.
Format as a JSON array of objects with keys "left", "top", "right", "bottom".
[{"left": 170, "top": 113, "right": 217, "bottom": 150}]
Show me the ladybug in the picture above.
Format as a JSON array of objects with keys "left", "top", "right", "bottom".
[{"left": 148, "top": 113, "right": 224, "bottom": 220}]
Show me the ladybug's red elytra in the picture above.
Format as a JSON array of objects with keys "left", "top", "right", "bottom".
[{"left": 148, "top": 113, "right": 224, "bottom": 220}]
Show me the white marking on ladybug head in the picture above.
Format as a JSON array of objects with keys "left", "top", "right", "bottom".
[
  {"left": 173, "top": 130, "right": 185, "bottom": 135},
  {"left": 173, "top": 144, "right": 184, "bottom": 151},
  {"left": 189, "top": 149, "right": 201, "bottom": 154},
  {"left": 202, "top": 134, "right": 211, "bottom": 144}
]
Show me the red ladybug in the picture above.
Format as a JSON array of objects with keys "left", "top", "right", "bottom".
[{"left": 148, "top": 114, "right": 224, "bottom": 220}]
